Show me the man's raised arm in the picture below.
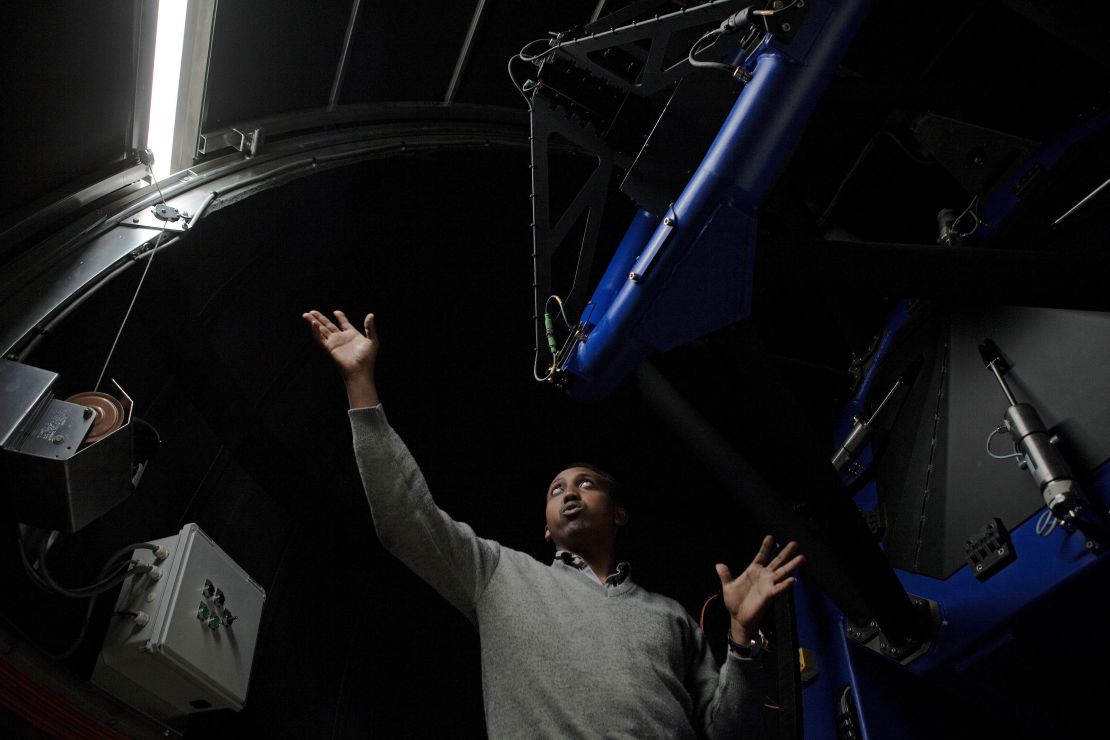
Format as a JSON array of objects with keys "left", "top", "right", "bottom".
[{"left": 302, "top": 310, "right": 500, "bottom": 620}]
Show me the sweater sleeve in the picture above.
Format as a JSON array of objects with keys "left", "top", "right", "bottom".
[
  {"left": 687, "top": 621, "right": 766, "bottom": 740},
  {"left": 349, "top": 405, "right": 501, "bottom": 622}
]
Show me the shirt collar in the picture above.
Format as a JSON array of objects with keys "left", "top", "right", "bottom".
[{"left": 554, "top": 551, "right": 632, "bottom": 586}]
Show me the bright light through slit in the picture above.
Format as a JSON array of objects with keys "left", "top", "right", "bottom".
[{"left": 146, "top": 0, "right": 188, "bottom": 181}]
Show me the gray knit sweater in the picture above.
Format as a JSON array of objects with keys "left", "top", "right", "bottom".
[{"left": 351, "top": 406, "right": 763, "bottom": 739}]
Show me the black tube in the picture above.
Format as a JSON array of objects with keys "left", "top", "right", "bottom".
[{"left": 634, "top": 361, "right": 926, "bottom": 641}]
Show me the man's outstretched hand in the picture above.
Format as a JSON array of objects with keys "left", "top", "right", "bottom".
[
  {"left": 302, "top": 310, "right": 380, "bottom": 409},
  {"left": 716, "top": 536, "right": 805, "bottom": 647}
]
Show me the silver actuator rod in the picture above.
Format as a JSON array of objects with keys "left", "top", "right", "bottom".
[
  {"left": 832, "top": 357, "right": 923, "bottom": 473},
  {"left": 978, "top": 338, "right": 1078, "bottom": 516}
]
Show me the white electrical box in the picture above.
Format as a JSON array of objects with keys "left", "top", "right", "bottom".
[{"left": 93, "top": 523, "right": 266, "bottom": 724}]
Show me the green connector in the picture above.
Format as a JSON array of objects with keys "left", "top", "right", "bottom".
[{"left": 544, "top": 312, "right": 557, "bottom": 354}]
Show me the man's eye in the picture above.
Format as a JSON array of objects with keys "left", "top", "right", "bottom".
[
  {"left": 579, "top": 479, "right": 593, "bottom": 488},
  {"left": 551, "top": 486, "right": 564, "bottom": 497}
]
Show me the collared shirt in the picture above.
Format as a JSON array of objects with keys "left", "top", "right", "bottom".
[{"left": 554, "top": 550, "right": 631, "bottom": 587}]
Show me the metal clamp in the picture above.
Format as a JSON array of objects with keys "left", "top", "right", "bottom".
[{"left": 629, "top": 208, "right": 677, "bottom": 283}]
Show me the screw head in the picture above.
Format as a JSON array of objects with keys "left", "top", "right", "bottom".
[
  {"left": 781, "top": 22, "right": 792, "bottom": 32},
  {"left": 52, "top": 435, "right": 65, "bottom": 445}
]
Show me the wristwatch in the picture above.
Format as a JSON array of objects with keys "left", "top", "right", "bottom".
[{"left": 727, "top": 630, "right": 764, "bottom": 660}]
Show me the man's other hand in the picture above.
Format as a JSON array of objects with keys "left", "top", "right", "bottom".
[{"left": 716, "top": 536, "right": 805, "bottom": 645}]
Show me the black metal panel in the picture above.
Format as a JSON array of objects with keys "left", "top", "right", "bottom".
[
  {"left": 0, "top": 1, "right": 146, "bottom": 220},
  {"left": 339, "top": 0, "right": 478, "bottom": 104},
  {"left": 877, "top": 305, "right": 1110, "bottom": 578},
  {"left": 202, "top": 0, "right": 352, "bottom": 129},
  {"left": 620, "top": 72, "right": 741, "bottom": 216}
]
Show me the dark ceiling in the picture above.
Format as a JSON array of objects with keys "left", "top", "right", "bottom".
[{"left": 2, "top": 0, "right": 1110, "bottom": 738}]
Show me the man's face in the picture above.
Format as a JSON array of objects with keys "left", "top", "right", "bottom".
[{"left": 544, "top": 466, "right": 627, "bottom": 551}]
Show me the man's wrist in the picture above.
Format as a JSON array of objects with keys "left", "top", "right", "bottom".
[
  {"left": 727, "top": 627, "right": 765, "bottom": 660},
  {"left": 343, "top": 372, "right": 379, "bottom": 409},
  {"left": 729, "top": 619, "right": 753, "bottom": 646}
]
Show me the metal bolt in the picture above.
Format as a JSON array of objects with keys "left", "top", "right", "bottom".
[
  {"left": 781, "top": 22, "right": 792, "bottom": 32},
  {"left": 132, "top": 217, "right": 140, "bottom": 223},
  {"left": 52, "top": 435, "right": 65, "bottom": 445},
  {"left": 879, "top": 641, "right": 887, "bottom": 649},
  {"left": 797, "top": 0, "right": 805, "bottom": 6},
  {"left": 663, "top": 217, "right": 674, "bottom": 226},
  {"left": 997, "top": 548, "right": 1006, "bottom": 556},
  {"left": 83, "top": 407, "right": 94, "bottom": 419},
  {"left": 629, "top": 272, "right": 640, "bottom": 282},
  {"left": 976, "top": 563, "right": 983, "bottom": 571}
]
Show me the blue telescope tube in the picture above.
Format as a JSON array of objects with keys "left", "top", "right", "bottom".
[{"left": 560, "top": 0, "right": 872, "bottom": 401}]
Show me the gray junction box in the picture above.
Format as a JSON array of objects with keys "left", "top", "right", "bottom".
[{"left": 94, "top": 523, "right": 266, "bottom": 725}]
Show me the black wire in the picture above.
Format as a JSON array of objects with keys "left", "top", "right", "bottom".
[
  {"left": 33, "top": 535, "right": 155, "bottom": 598},
  {"left": 18, "top": 538, "right": 58, "bottom": 596},
  {"left": 17, "top": 537, "right": 156, "bottom": 660},
  {"left": 688, "top": 28, "right": 737, "bottom": 73}
]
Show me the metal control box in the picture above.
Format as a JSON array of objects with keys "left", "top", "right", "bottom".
[
  {"left": 0, "top": 359, "right": 134, "bottom": 533},
  {"left": 94, "top": 523, "right": 265, "bottom": 724}
]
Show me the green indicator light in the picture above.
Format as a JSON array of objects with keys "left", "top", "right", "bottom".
[
  {"left": 197, "top": 604, "right": 210, "bottom": 620},
  {"left": 208, "top": 616, "right": 221, "bottom": 630}
]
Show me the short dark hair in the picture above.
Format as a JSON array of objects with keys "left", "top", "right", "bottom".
[{"left": 563, "top": 461, "right": 623, "bottom": 506}]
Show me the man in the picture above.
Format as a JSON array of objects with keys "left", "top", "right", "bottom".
[{"left": 303, "top": 309, "right": 805, "bottom": 739}]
